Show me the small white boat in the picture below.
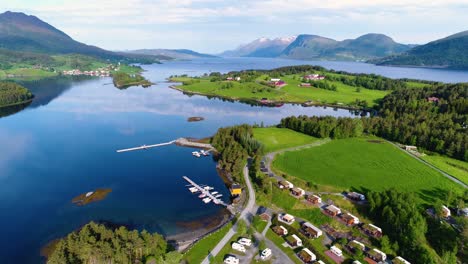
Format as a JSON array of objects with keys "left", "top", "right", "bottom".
[
  {"left": 211, "top": 191, "right": 218, "bottom": 195},
  {"left": 215, "top": 194, "right": 223, "bottom": 198},
  {"left": 213, "top": 199, "right": 220, "bottom": 204},
  {"left": 202, "top": 198, "right": 212, "bottom": 204},
  {"left": 192, "top": 151, "right": 201, "bottom": 157},
  {"left": 85, "top": 191, "right": 94, "bottom": 197},
  {"left": 203, "top": 186, "right": 213, "bottom": 190},
  {"left": 189, "top": 187, "right": 199, "bottom": 193},
  {"left": 200, "top": 150, "right": 210, "bottom": 156},
  {"left": 198, "top": 193, "right": 206, "bottom": 198}
]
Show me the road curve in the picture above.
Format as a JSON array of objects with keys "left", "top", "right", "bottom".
[{"left": 201, "top": 165, "right": 256, "bottom": 264}]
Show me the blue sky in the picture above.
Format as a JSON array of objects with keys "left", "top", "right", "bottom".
[{"left": 1, "top": 0, "right": 467, "bottom": 53}]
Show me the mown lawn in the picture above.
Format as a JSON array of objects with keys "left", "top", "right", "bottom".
[
  {"left": 270, "top": 187, "right": 332, "bottom": 226},
  {"left": 253, "top": 127, "right": 318, "bottom": 152},
  {"left": 421, "top": 154, "right": 468, "bottom": 185},
  {"left": 272, "top": 137, "right": 464, "bottom": 203},
  {"left": 183, "top": 222, "right": 233, "bottom": 264}
]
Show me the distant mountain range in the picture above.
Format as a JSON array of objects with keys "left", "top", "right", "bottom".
[
  {"left": 221, "top": 34, "right": 412, "bottom": 61},
  {"left": 370, "top": 31, "right": 468, "bottom": 69},
  {"left": 220, "top": 36, "right": 297, "bottom": 57},
  {"left": 0, "top": 11, "right": 163, "bottom": 63},
  {"left": 128, "top": 49, "right": 217, "bottom": 60}
]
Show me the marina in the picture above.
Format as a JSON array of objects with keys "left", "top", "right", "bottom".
[{"left": 183, "top": 176, "right": 229, "bottom": 207}]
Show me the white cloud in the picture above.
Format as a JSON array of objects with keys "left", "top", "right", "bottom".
[{"left": 1, "top": 0, "right": 467, "bottom": 52}]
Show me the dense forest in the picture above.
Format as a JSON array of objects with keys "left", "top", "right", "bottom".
[
  {"left": 211, "top": 125, "right": 264, "bottom": 182},
  {"left": 279, "top": 83, "right": 467, "bottom": 161},
  {"left": 367, "top": 189, "right": 466, "bottom": 264},
  {"left": 365, "top": 83, "right": 467, "bottom": 161},
  {"left": 47, "top": 222, "right": 180, "bottom": 264},
  {"left": 279, "top": 116, "right": 364, "bottom": 139},
  {"left": 0, "top": 81, "right": 33, "bottom": 107}
]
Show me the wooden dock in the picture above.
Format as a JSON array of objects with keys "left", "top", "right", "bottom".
[
  {"left": 183, "top": 176, "right": 229, "bottom": 207},
  {"left": 116, "top": 140, "right": 176, "bottom": 153}
]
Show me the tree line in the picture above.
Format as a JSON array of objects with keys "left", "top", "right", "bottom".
[
  {"left": 211, "top": 125, "right": 264, "bottom": 182},
  {"left": 47, "top": 222, "right": 181, "bottom": 264},
  {"left": 0, "top": 81, "right": 33, "bottom": 107}
]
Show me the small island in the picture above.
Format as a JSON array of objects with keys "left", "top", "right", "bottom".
[
  {"left": 0, "top": 81, "right": 33, "bottom": 108},
  {"left": 188, "top": 116, "right": 205, "bottom": 122},
  {"left": 112, "top": 72, "right": 153, "bottom": 89},
  {"left": 71, "top": 188, "right": 112, "bottom": 206}
]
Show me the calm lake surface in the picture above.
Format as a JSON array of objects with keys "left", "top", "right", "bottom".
[{"left": 1, "top": 58, "right": 467, "bottom": 263}]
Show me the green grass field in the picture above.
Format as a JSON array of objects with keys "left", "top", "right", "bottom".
[
  {"left": 183, "top": 222, "right": 233, "bottom": 264},
  {"left": 253, "top": 127, "right": 319, "bottom": 152},
  {"left": 421, "top": 154, "right": 468, "bottom": 185},
  {"left": 171, "top": 74, "right": 389, "bottom": 107},
  {"left": 272, "top": 137, "right": 464, "bottom": 203}
]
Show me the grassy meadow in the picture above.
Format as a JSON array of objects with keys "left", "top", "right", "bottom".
[
  {"left": 253, "top": 127, "right": 319, "bottom": 152},
  {"left": 272, "top": 136, "right": 464, "bottom": 203},
  {"left": 171, "top": 73, "right": 389, "bottom": 107},
  {"left": 421, "top": 154, "right": 468, "bottom": 185},
  {"left": 183, "top": 222, "right": 233, "bottom": 264}
]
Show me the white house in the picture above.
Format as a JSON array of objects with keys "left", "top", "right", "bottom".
[{"left": 330, "top": 245, "right": 343, "bottom": 257}]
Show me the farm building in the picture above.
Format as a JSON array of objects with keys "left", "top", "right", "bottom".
[
  {"left": 325, "top": 205, "right": 341, "bottom": 216},
  {"left": 306, "top": 194, "right": 322, "bottom": 204},
  {"left": 298, "top": 248, "right": 316, "bottom": 263},
  {"left": 235, "top": 77, "right": 241, "bottom": 81},
  {"left": 352, "top": 261, "right": 362, "bottom": 264},
  {"left": 278, "top": 213, "right": 295, "bottom": 225},
  {"left": 286, "top": 234, "right": 303, "bottom": 247},
  {"left": 442, "top": 205, "right": 451, "bottom": 217},
  {"left": 427, "top": 97, "right": 439, "bottom": 103},
  {"left": 348, "top": 240, "right": 365, "bottom": 251},
  {"left": 290, "top": 187, "right": 305, "bottom": 197},
  {"left": 278, "top": 180, "right": 294, "bottom": 189},
  {"left": 341, "top": 213, "right": 360, "bottom": 225},
  {"left": 393, "top": 256, "right": 411, "bottom": 264},
  {"left": 404, "top": 145, "right": 417, "bottom": 151},
  {"left": 348, "top": 192, "right": 365, "bottom": 201},
  {"left": 303, "top": 74, "right": 325, "bottom": 81},
  {"left": 330, "top": 245, "right": 343, "bottom": 257},
  {"left": 362, "top": 223, "right": 383, "bottom": 238},
  {"left": 301, "top": 222, "right": 323, "bottom": 238},
  {"left": 300, "top": 83, "right": 311, "bottom": 87},
  {"left": 316, "top": 261, "right": 326, "bottom": 264},
  {"left": 230, "top": 184, "right": 242, "bottom": 196},
  {"left": 226, "top": 77, "right": 234, "bottom": 81},
  {"left": 368, "top": 248, "right": 387, "bottom": 262},
  {"left": 272, "top": 225, "right": 288, "bottom": 236}
]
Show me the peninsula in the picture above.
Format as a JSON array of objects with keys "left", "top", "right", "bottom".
[
  {"left": 169, "top": 65, "right": 428, "bottom": 109},
  {"left": 0, "top": 82, "right": 34, "bottom": 108}
]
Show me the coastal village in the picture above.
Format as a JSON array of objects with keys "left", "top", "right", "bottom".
[{"left": 61, "top": 64, "right": 120, "bottom": 77}]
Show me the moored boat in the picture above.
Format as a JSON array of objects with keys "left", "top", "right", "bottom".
[{"left": 202, "top": 197, "right": 212, "bottom": 204}]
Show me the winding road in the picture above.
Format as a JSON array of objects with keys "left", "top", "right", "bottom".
[{"left": 201, "top": 165, "right": 293, "bottom": 264}]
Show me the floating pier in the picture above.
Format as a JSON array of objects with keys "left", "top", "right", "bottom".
[
  {"left": 116, "top": 140, "right": 176, "bottom": 153},
  {"left": 116, "top": 138, "right": 215, "bottom": 153},
  {"left": 183, "top": 176, "right": 228, "bottom": 207}
]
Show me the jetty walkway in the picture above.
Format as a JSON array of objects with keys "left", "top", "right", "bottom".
[{"left": 116, "top": 138, "right": 215, "bottom": 153}]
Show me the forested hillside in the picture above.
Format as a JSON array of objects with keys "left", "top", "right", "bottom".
[
  {"left": 365, "top": 83, "right": 467, "bottom": 161},
  {"left": 0, "top": 81, "right": 33, "bottom": 107},
  {"left": 46, "top": 222, "right": 180, "bottom": 264},
  {"left": 372, "top": 30, "right": 468, "bottom": 69},
  {"left": 279, "top": 83, "right": 467, "bottom": 161}
]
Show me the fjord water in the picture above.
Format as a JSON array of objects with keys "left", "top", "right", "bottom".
[{"left": 1, "top": 58, "right": 467, "bottom": 263}]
